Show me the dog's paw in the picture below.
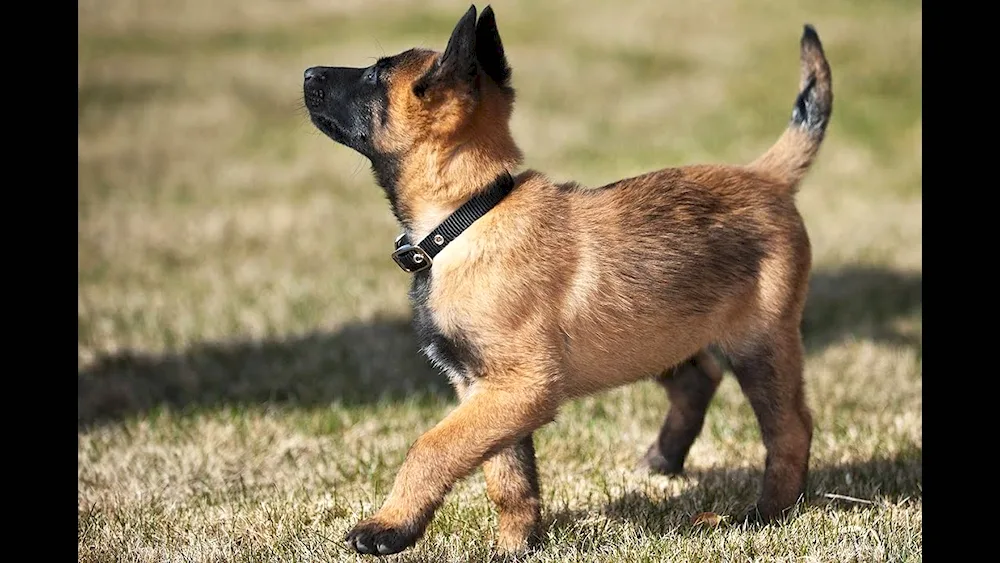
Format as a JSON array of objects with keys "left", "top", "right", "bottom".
[
  {"left": 344, "top": 518, "right": 421, "bottom": 556},
  {"left": 495, "top": 528, "right": 541, "bottom": 557},
  {"left": 639, "top": 446, "right": 685, "bottom": 476},
  {"left": 740, "top": 504, "right": 794, "bottom": 527},
  {"left": 739, "top": 506, "right": 767, "bottom": 527}
]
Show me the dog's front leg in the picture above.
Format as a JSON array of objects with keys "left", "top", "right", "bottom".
[
  {"left": 484, "top": 434, "right": 541, "bottom": 553},
  {"left": 456, "top": 382, "right": 542, "bottom": 555},
  {"left": 345, "top": 381, "right": 557, "bottom": 556}
]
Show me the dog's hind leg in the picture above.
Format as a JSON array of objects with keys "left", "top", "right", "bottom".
[
  {"left": 483, "top": 434, "right": 541, "bottom": 553},
  {"left": 727, "top": 323, "right": 813, "bottom": 522},
  {"left": 641, "top": 349, "right": 723, "bottom": 475}
]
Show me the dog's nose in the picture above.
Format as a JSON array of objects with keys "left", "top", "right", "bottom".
[{"left": 304, "top": 67, "right": 324, "bottom": 82}]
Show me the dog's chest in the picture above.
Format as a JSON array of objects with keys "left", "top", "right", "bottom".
[{"left": 409, "top": 272, "right": 480, "bottom": 387}]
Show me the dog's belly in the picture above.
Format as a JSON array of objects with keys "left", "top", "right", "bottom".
[{"left": 559, "top": 310, "right": 722, "bottom": 398}]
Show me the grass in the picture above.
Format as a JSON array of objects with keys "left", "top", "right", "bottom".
[{"left": 78, "top": 0, "right": 922, "bottom": 561}]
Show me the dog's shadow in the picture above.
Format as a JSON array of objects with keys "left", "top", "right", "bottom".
[
  {"left": 545, "top": 448, "right": 921, "bottom": 541},
  {"left": 78, "top": 317, "right": 451, "bottom": 429},
  {"left": 78, "top": 265, "right": 921, "bottom": 429},
  {"left": 802, "top": 266, "right": 921, "bottom": 353}
]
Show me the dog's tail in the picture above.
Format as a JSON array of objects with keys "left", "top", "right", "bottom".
[{"left": 749, "top": 24, "right": 832, "bottom": 191}]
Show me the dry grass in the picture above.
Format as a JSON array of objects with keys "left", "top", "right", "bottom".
[{"left": 78, "top": 0, "right": 921, "bottom": 561}]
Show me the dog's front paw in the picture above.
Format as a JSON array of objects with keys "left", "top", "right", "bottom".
[{"left": 344, "top": 517, "right": 422, "bottom": 556}]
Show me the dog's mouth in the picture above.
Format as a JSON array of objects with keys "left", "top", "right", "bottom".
[
  {"left": 309, "top": 111, "right": 372, "bottom": 156},
  {"left": 311, "top": 113, "right": 336, "bottom": 132},
  {"left": 309, "top": 112, "right": 345, "bottom": 142}
]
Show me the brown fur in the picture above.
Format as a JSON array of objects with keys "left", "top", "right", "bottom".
[{"left": 319, "top": 6, "right": 834, "bottom": 556}]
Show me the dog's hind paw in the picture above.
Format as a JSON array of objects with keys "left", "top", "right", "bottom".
[
  {"left": 740, "top": 502, "right": 798, "bottom": 527},
  {"left": 639, "top": 445, "right": 685, "bottom": 476}
]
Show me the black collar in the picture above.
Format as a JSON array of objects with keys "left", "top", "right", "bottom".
[{"left": 391, "top": 172, "right": 516, "bottom": 273}]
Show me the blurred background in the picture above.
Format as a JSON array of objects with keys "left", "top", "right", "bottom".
[{"left": 79, "top": 0, "right": 920, "bottom": 559}]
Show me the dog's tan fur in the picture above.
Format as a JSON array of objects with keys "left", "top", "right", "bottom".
[{"left": 313, "top": 5, "right": 833, "bottom": 555}]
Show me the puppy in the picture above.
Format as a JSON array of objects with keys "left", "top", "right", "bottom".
[{"left": 303, "top": 4, "right": 832, "bottom": 556}]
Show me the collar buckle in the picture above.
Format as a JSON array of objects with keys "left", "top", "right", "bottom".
[{"left": 391, "top": 243, "right": 433, "bottom": 273}]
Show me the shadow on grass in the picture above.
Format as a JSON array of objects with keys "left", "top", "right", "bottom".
[
  {"left": 547, "top": 447, "right": 922, "bottom": 540},
  {"left": 803, "top": 266, "right": 922, "bottom": 354},
  {"left": 78, "top": 266, "right": 920, "bottom": 429},
  {"left": 78, "top": 317, "right": 450, "bottom": 429}
]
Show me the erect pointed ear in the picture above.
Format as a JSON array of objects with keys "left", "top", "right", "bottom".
[
  {"left": 413, "top": 5, "right": 479, "bottom": 99},
  {"left": 476, "top": 5, "right": 511, "bottom": 90}
]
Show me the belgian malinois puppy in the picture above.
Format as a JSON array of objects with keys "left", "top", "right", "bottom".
[{"left": 303, "top": 4, "right": 832, "bottom": 556}]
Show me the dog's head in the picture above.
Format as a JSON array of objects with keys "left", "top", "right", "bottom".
[{"left": 303, "top": 5, "right": 518, "bottom": 216}]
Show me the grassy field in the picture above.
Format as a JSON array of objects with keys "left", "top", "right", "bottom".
[{"left": 78, "top": 0, "right": 922, "bottom": 561}]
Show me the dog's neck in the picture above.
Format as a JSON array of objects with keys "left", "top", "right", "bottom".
[{"left": 391, "top": 131, "right": 523, "bottom": 242}]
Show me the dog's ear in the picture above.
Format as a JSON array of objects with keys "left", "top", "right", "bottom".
[
  {"left": 476, "top": 5, "right": 511, "bottom": 89},
  {"left": 413, "top": 5, "right": 479, "bottom": 99}
]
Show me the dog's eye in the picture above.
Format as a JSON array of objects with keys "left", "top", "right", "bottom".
[{"left": 364, "top": 66, "right": 379, "bottom": 85}]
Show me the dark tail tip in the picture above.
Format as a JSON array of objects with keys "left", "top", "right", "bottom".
[
  {"left": 800, "top": 24, "right": 827, "bottom": 60},
  {"left": 791, "top": 23, "right": 832, "bottom": 136},
  {"left": 802, "top": 24, "right": 820, "bottom": 46}
]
